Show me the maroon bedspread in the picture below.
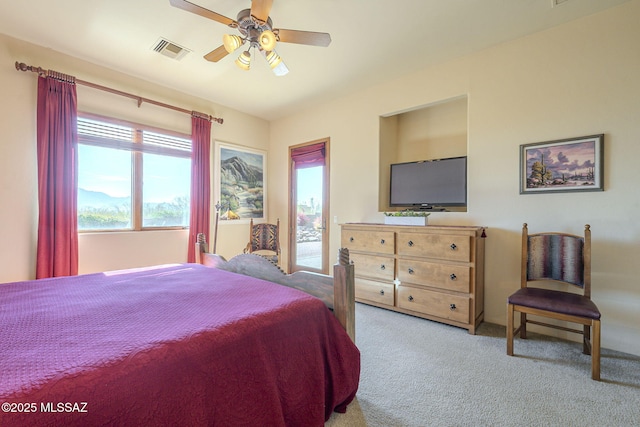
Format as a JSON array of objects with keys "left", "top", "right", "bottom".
[{"left": 0, "top": 264, "right": 360, "bottom": 426}]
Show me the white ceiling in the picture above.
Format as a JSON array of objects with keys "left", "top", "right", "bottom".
[{"left": 0, "top": 0, "right": 631, "bottom": 121}]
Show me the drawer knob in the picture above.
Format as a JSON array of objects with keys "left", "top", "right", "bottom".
[
  {"left": 349, "top": 237, "right": 354, "bottom": 243},
  {"left": 408, "top": 240, "right": 414, "bottom": 247},
  {"left": 450, "top": 303, "right": 457, "bottom": 311},
  {"left": 449, "top": 273, "right": 457, "bottom": 281},
  {"left": 450, "top": 243, "right": 457, "bottom": 250},
  {"left": 379, "top": 289, "right": 385, "bottom": 295},
  {"left": 408, "top": 267, "right": 414, "bottom": 274},
  {"left": 380, "top": 264, "right": 386, "bottom": 270},
  {"left": 408, "top": 295, "right": 414, "bottom": 302},
  {"left": 380, "top": 239, "right": 385, "bottom": 244}
]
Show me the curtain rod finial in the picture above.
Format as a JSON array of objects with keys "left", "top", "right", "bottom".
[{"left": 15, "top": 61, "right": 46, "bottom": 76}]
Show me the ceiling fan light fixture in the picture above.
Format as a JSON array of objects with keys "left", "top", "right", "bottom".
[
  {"left": 169, "top": 0, "right": 331, "bottom": 76},
  {"left": 235, "top": 50, "right": 251, "bottom": 70},
  {"left": 272, "top": 60, "right": 289, "bottom": 76},
  {"left": 223, "top": 34, "right": 244, "bottom": 53},
  {"left": 265, "top": 50, "right": 282, "bottom": 69},
  {"left": 259, "top": 30, "right": 277, "bottom": 51}
]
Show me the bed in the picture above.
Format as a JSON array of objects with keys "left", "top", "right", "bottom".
[{"left": 0, "top": 240, "right": 359, "bottom": 426}]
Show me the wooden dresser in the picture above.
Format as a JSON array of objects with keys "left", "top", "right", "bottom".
[{"left": 341, "top": 223, "right": 486, "bottom": 334}]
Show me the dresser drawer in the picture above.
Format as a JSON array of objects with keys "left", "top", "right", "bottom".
[
  {"left": 397, "top": 285, "right": 469, "bottom": 324},
  {"left": 396, "top": 232, "right": 471, "bottom": 262},
  {"left": 350, "top": 252, "right": 395, "bottom": 281},
  {"left": 355, "top": 278, "right": 395, "bottom": 306},
  {"left": 397, "top": 259, "right": 470, "bottom": 293},
  {"left": 342, "top": 230, "right": 395, "bottom": 255}
]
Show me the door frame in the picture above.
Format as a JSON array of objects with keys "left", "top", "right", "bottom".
[{"left": 288, "top": 138, "right": 330, "bottom": 274}]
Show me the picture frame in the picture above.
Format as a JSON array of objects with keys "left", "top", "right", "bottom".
[
  {"left": 519, "top": 134, "right": 604, "bottom": 194},
  {"left": 215, "top": 141, "right": 267, "bottom": 221}
]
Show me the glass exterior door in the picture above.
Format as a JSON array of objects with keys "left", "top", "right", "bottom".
[
  {"left": 294, "top": 166, "right": 324, "bottom": 271},
  {"left": 289, "top": 140, "right": 329, "bottom": 274}
]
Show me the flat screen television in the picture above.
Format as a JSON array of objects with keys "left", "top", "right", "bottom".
[{"left": 389, "top": 156, "right": 467, "bottom": 208}]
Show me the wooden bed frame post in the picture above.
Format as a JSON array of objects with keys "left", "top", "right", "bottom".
[
  {"left": 196, "top": 233, "right": 207, "bottom": 264},
  {"left": 334, "top": 248, "right": 355, "bottom": 342}
]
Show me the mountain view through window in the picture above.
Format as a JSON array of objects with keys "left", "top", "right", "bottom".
[{"left": 77, "top": 116, "right": 191, "bottom": 231}]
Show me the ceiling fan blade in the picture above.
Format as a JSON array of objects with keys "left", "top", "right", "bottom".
[
  {"left": 169, "top": 0, "right": 237, "bottom": 28},
  {"left": 274, "top": 29, "right": 331, "bottom": 47},
  {"left": 204, "top": 45, "right": 230, "bottom": 62},
  {"left": 250, "top": 0, "right": 273, "bottom": 25}
]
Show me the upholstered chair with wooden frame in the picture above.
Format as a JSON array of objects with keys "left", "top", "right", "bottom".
[
  {"left": 244, "top": 218, "right": 281, "bottom": 266},
  {"left": 507, "top": 223, "right": 601, "bottom": 380}
]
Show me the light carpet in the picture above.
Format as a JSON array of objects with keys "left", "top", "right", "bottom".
[{"left": 326, "top": 303, "right": 640, "bottom": 427}]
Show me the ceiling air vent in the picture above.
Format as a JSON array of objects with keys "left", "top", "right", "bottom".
[{"left": 152, "top": 38, "right": 191, "bottom": 60}]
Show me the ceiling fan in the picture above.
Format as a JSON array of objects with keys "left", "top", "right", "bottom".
[{"left": 169, "top": 0, "right": 331, "bottom": 76}]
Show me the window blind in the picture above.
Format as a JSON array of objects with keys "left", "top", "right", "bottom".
[{"left": 77, "top": 117, "right": 191, "bottom": 158}]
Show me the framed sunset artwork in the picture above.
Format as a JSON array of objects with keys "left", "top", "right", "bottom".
[{"left": 519, "top": 134, "right": 604, "bottom": 194}]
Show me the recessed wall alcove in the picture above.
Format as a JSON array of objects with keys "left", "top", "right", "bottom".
[{"left": 378, "top": 95, "right": 468, "bottom": 212}]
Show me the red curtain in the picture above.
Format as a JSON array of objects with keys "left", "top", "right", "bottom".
[
  {"left": 187, "top": 114, "right": 211, "bottom": 262},
  {"left": 291, "top": 142, "right": 325, "bottom": 169},
  {"left": 36, "top": 75, "right": 79, "bottom": 278}
]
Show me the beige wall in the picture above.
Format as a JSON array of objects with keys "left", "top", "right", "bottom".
[
  {"left": 270, "top": 1, "right": 640, "bottom": 356},
  {"left": 395, "top": 96, "right": 467, "bottom": 162},
  {"left": 0, "top": 34, "right": 269, "bottom": 280}
]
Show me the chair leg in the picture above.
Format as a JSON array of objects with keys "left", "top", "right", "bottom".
[
  {"left": 592, "top": 319, "right": 601, "bottom": 381},
  {"left": 520, "top": 312, "right": 527, "bottom": 339},
  {"left": 507, "top": 303, "right": 514, "bottom": 355},
  {"left": 583, "top": 324, "right": 591, "bottom": 355}
]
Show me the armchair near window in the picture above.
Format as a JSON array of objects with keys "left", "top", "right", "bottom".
[
  {"left": 244, "top": 218, "right": 281, "bottom": 265},
  {"left": 506, "top": 223, "right": 601, "bottom": 380}
]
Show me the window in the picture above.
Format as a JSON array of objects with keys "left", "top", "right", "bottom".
[{"left": 77, "top": 113, "right": 191, "bottom": 231}]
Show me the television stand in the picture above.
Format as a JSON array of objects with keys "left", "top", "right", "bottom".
[
  {"left": 341, "top": 223, "right": 486, "bottom": 334},
  {"left": 415, "top": 205, "right": 446, "bottom": 212}
]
